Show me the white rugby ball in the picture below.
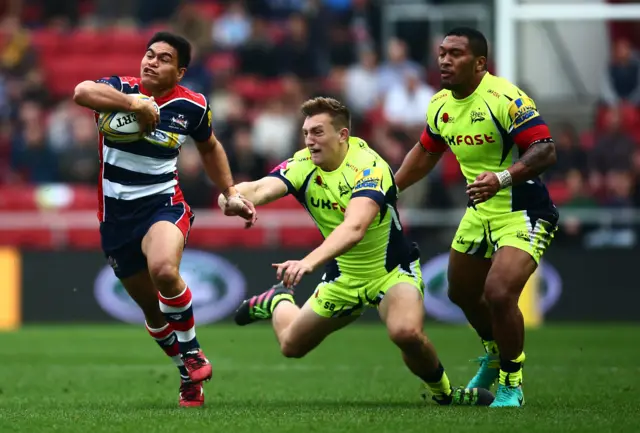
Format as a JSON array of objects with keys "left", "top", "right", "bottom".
[{"left": 98, "top": 94, "right": 160, "bottom": 143}]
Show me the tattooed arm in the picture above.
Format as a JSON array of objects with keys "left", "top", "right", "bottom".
[
  {"left": 467, "top": 140, "right": 557, "bottom": 205},
  {"left": 506, "top": 138, "right": 557, "bottom": 184}
]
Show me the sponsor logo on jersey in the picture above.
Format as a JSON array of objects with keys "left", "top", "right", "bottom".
[
  {"left": 94, "top": 250, "right": 246, "bottom": 325},
  {"left": 508, "top": 97, "right": 540, "bottom": 129},
  {"left": 353, "top": 167, "right": 383, "bottom": 192},
  {"left": 431, "top": 92, "right": 449, "bottom": 103},
  {"left": 421, "top": 253, "right": 562, "bottom": 323},
  {"left": 310, "top": 197, "right": 345, "bottom": 212},
  {"left": 315, "top": 175, "right": 328, "bottom": 189},
  {"left": 346, "top": 162, "right": 359, "bottom": 172},
  {"left": 440, "top": 112, "right": 455, "bottom": 124},
  {"left": 445, "top": 134, "right": 496, "bottom": 146},
  {"left": 470, "top": 110, "right": 486, "bottom": 123},
  {"left": 487, "top": 89, "right": 501, "bottom": 98}
]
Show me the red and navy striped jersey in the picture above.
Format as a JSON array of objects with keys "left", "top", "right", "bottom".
[{"left": 94, "top": 76, "right": 212, "bottom": 223}]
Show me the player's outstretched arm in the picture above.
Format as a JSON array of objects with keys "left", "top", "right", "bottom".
[
  {"left": 395, "top": 142, "right": 444, "bottom": 192},
  {"left": 73, "top": 81, "right": 159, "bottom": 133},
  {"left": 231, "top": 177, "right": 288, "bottom": 207},
  {"left": 73, "top": 80, "right": 139, "bottom": 113},
  {"left": 302, "top": 197, "right": 379, "bottom": 271},
  {"left": 196, "top": 133, "right": 257, "bottom": 227}
]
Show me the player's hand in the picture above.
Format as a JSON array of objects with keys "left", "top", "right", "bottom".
[
  {"left": 220, "top": 193, "right": 258, "bottom": 229},
  {"left": 272, "top": 260, "right": 314, "bottom": 288},
  {"left": 466, "top": 171, "right": 500, "bottom": 204},
  {"left": 130, "top": 95, "right": 159, "bottom": 135}
]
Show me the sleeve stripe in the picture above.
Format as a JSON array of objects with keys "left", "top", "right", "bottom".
[
  {"left": 512, "top": 123, "right": 552, "bottom": 151},
  {"left": 267, "top": 172, "right": 294, "bottom": 195},
  {"left": 419, "top": 127, "right": 448, "bottom": 153},
  {"left": 351, "top": 190, "right": 385, "bottom": 210}
]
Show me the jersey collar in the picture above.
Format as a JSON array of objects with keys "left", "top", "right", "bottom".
[{"left": 139, "top": 82, "right": 179, "bottom": 106}]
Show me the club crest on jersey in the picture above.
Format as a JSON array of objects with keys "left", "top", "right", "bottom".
[
  {"left": 170, "top": 114, "right": 189, "bottom": 129},
  {"left": 338, "top": 181, "right": 351, "bottom": 197},
  {"left": 470, "top": 110, "right": 486, "bottom": 123}
]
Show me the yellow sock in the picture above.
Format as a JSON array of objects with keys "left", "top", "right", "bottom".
[
  {"left": 482, "top": 339, "right": 499, "bottom": 356},
  {"left": 425, "top": 370, "right": 452, "bottom": 399},
  {"left": 499, "top": 352, "right": 526, "bottom": 387}
]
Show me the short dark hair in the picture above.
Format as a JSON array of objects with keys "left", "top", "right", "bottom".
[
  {"left": 301, "top": 97, "right": 351, "bottom": 130},
  {"left": 445, "top": 27, "right": 488, "bottom": 59},
  {"left": 147, "top": 32, "right": 192, "bottom": 69}
]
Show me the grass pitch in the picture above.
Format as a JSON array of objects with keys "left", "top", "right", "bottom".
[{"left": 0, "top": 324, "right": 638, "bottom": 433}]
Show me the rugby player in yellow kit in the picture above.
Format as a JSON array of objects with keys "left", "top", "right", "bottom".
[
  {"left": 219, "top": 97, "right": 493, "bottom": 406},
  {"left": 395, "top": 28, "right": 558, "bottom": 408}
]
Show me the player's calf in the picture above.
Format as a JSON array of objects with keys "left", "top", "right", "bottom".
[
  {"left": 234, "top": 282, "right": 295, "bottom": 326},
  {"left": 158, "top": 286, "right": 212, "bottom": 383},
  {"left": 146, "top": 322, "right": 190, "bottom": 381}
]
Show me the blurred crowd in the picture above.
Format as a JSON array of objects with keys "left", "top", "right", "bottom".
[{"left": 1, "top": 0, "right": 640, "bottom": 211}]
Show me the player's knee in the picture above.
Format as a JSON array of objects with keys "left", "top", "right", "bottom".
[
  {"left": 280, "top": 340, "right": 309, "bottom": 359},
  {"left": 447, "top": 285, "right": 467, "bottom": 307},
  {"left": 148, "top": 260, "right": 180, "bottom": 288},
  {"left": 388, "top": 324, "right": 423, "bottom": 349},
  {"left": 484, "top": 275, "right": 517, "bottom": 308}
]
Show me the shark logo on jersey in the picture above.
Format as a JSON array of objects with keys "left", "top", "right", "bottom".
[
  {"left": 338, "top": 181, "right": 351, "bottom": 197},
  {"left": 470, "top": 110, "right": 486, "bottom": 123}
]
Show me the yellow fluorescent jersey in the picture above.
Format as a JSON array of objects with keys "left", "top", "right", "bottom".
[
  {"left": 268, "top": 136, "right": 415, "bottom": 279},
  {"left": 420, "top": 72, "right": 557, "bottom": 217}
]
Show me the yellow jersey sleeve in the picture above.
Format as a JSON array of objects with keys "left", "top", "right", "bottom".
[
  {"left": 493, "top": 83, "right": 552, "bottom": 149},
  {"left": 267, "top": 151, "right": 314, "bottom": 195},
  {"left": 420, "top": 92, "right": 449, "bottom": 153},
  {"left": 351, "top": 166, "right": 392, "bottom": 209}
]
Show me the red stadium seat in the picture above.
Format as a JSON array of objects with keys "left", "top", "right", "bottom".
[
  {"left": 0, "top": 229, "right": 54, "bottom": 249},
  {"left": 66, "top": 228, "right": 101, "bottom": 249},
  {"left": 278, "top": 228, "right": 323, "bottom": 248},
  {"left": 188, "top": 227, "right": 267, "bottom": 248},
  {"left": 206, "top": 52, "right": 238, "bottom": 74},
  {"left": 0, "top": 186, "right": 37, "bottom": 210}
]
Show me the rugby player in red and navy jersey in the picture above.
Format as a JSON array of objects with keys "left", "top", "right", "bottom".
[{"left": 73, "top": 32, "right": 257, "bottom": 407}]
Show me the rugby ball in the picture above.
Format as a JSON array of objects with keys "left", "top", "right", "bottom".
[{"left": 98, "top": 94, "right": 160, "bottom": 143}]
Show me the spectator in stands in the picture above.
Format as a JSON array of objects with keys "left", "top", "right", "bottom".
[
  {"left": 11, "top": 102, "right": 58, "bottom": 184},
  {"left": 237, "top": 17, "right": 279, "bottom": 78},
  {"left": 546, "top": 122, "right": 588, "bottom": 182},
  {"left": 228, "top": 122, "right": 268, "bottom": 183},
  {"left": 171, "top": 3, "right": 213, "bottom": 55},
  {"left": 252, "top": 98, "right": 297, "bottom": 163},
  {"left": 383, "top": 68, "right": 435, "bottom": 130},
  {"left": 632, "top": 149, "right": 640, "bottom": 207},
  {"left": 601, "top": 39, "right": 640, "bottom": 107},
  {"left": 57, "top": 116, "right": 99, "bottom": 184},
  {"left": 176, "top": 144, "right": 215, "bottom": 208},
  {"left": 213, "top": 0, "right": 252, "bottom": 49},
  {"left": 377, "top": 38, "right": 423, "bottom": 97},
  {"left": 180, "top": 46, "right": 213, "bottom": 97},
  {"left": 21, "top": 68, "right": 51, "bottom": 108},
  {"left": 0, "top": 16, "right": 36, "bottom": 77},
  {"left": 93, "top": 0, "right": 138, "bottom": 28},
  {"left": 343, "top": 46, "right": 380, "bottom": 117},
  {"left": 589, "top": 107, "right": 636, "bottom": 199},
  {"left": 327, "top": 22, "right": 356, "bottom": 68},
  {"left": 274, "top": 13, "right": 320, "bottom": 79}
]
